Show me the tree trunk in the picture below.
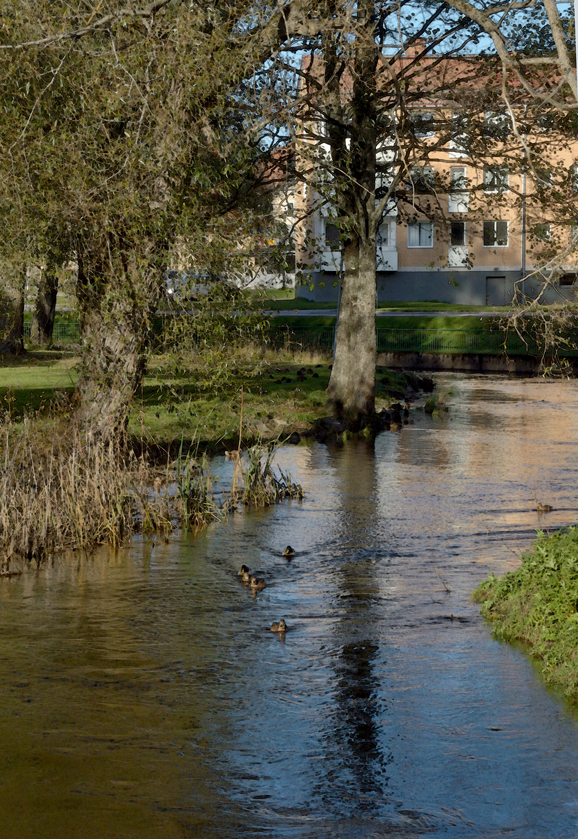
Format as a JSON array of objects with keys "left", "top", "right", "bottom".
[
  {"left": 75, "top": 241, "right": 164, "bottom": 442},
  {"left": 325, "top": 0, "right": 378, "bottom": 426},
  {"left": 327, "top": 233, "right": 376, "bottom": 424},
  {"left": 30, "top": 267, "right": 58, "bottom": 346},
  {"left": 0, "top": 262, "right": 26, "bottom": 355}
]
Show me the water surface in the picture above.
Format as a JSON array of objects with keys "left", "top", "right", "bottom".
[{"left": 1, "top": 374, "right": 578, "bottom": 837}]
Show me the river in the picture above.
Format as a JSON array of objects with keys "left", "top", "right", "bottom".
[{"left": 1, "top": 373, "right": 578, "bottom": 838}]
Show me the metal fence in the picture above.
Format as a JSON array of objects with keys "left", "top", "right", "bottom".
[{"left": 24, "top": 322, "right": 81, "bottom": 342}]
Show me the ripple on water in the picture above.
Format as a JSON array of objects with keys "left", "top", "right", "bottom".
[{"left": 2, "top": 375, "right": 578, "bottom": 836}]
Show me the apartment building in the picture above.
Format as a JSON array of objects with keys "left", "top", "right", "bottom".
[{"left": 293, "top": 51, "right": 578, "bottom": 305}]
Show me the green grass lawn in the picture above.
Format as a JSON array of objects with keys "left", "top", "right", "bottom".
[
  {"left": 0, "top": 349, "right": 418, "bottom": 453},
  {"left": 0, "top": 352, "right": 78, "bottom": 415},
  {"left": 259, "top": 297, "right": 507, "bottom": 313},
  {"left": 376, "top": 301, "right": 507, "bottom": 312},
  {"left": 261, "top": 298, "right": 336, "bottom": 311}
]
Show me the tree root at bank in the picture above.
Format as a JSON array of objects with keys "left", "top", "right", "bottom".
[{"left": 473, "top": 527, "right": 578, "bottom": 700}]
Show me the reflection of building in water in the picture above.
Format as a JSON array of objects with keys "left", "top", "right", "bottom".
[{"left": 375, "top": 378, "right": 578, "bottom": 542}]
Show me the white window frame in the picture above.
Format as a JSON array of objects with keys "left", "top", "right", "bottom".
[
  {"left": 377, "top": 222, "right": 389, "bottom": 248},
  {"left": 483, "top": 220, "right": 509, "bottom": 247},
  {"left": 450, "top": 221, "right": 466, "bottom": 247},
  {"left": 483, "top": 167, "right": 510, "bottom": 193},
  {"left": 407, "top": 222, "right": 434, "bottom": 248},
  {"left": 412, "top": 111, "right": 435, "bottom": 139},
  {"left": 324, "top": 220, "right": 341, "bottom": 250},
  {"left": 449, "top": 166, "right": 469, "bottom": 212},
  {"left": 483, "top": 111, "right": 511, "bottom": 139},
  {"left": 449, "top": 112, "right": 469, "bottom": 158},
  {"left": 408, "top": 166, "right": 434, "bottom": 193},
  {"left": 533, "top": 222, "right": 551, "bottom": 241}
]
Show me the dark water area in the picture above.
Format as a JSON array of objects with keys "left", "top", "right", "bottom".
[{"left": 2, "top": 374, "right": 578, "bottom": 837}]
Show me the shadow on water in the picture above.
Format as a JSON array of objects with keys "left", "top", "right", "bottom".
[{"left": 3, "top": 375, "right": 578, "bottom": 836}]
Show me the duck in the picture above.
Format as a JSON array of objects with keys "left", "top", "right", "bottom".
[
  {"left": 237, "top": 564, "right": 252, "bottom": 582},
  {"left": 282, "top": 545, "right": 296, "bottom": 558},
  {"left": 270, "top": 619, "right": 287, "bottom": 633},
  {"left": 249, "top": 575, "right": 266, "bottom": 591},
  {"left": 536, "top": 502, "right": 554, "bottom": 513}
]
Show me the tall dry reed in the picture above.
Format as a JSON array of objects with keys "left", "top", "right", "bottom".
[
  {"left": 0, "top": 420, "right": 141, "bottom": 568},
  {"left": 0, "top": 422, "right": 303, "bottom": 569}
]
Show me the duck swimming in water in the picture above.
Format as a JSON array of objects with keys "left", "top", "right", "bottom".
[
  {"left": 249, "top": 575, "right": 266, "bottom": 591},
  {"left": 282, "top": 546, "right": 296, "bottom": 558},
  {"left": 237, "top": 564, "right": 252, "bottom": 582},
  {"left": 270, "top": 619, "right": 287, "bottom": 633}
]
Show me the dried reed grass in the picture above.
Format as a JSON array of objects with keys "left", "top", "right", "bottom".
[
  {"left": 0, "top": 420, "right": 303, "bottom": 569},
  {"left": 0, "top": 420, "right": 140, "bottom": 568}
]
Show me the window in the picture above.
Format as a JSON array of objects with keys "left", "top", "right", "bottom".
[
  {"left": 408, "top": 222, "right": 433, "bottom": 248},
  {"left": 451, "top": 221, "right": 466, "bottom": 246},
  {"left": 449, "top": 113, "right": 469, "bottom": 158},
  {"left": 450, "top": 166, "right": 467, "bottom": 192},
  {"left": 325, "top": 222, "right": 340, "bottom": 249},
  {"left": 484, "top": 167, "right": 509, "bottom": 192},
  {"left": 449, "top": 166, "right": 469, "bottom": 212},
  {"left": 560, "top": 273, "right": 577, "bottom": 286},
  {"left": 483, "top": 220, "right": 509, "bottom": 247},
  {"left": 533, "top": 223, "right": 551, "bottom": 241},
  {"left": 535, "top": 109, "right": 556, "bottom": 131},
  {"left": 411, "top": 112, "right": 435, "bottom": 139},
  {"left": 377, "top": 223, "right": 389, "bottom": 248},
  {"left": 483, "top": 111, "right": 511, "bottom": 139},
  {"left": 571, "top": 164, "right": 578, "bottom": 193},
  {"left": 408, "top": 166, "right": 434, "bottom": 193},
  {"left": 534, "top": 167, "right": 552, "bottom": 193}
]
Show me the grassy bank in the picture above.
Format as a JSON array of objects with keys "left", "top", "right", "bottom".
[
  {"left": 272, "top": 314, "right": 498, "bottom": 330},
  {"left": 133, "top": 349, "right": 420, "bottom": 453},
  {"left": 0, "top": 348, "right": 421, "bottom": 454},
  {"left": 473, "top": 527, "right": 578, "bottom": 699},
  {"left": 0, "top": 346, "right": 422, "bottom": 564}
]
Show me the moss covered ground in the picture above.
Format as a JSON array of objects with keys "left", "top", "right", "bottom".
[{"left": 473, "top": 527, "right": 578, "bottom": 699}]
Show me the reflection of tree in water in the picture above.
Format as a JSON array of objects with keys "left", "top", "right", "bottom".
[
  {"left": 314, "top": 639, "right": 390, "bottom": 813},
  {"left": 335, "top": 641, "right": 388, "bottom": 794},
  {"left": 313, "top": 441, "right": 391, "bottom": 813}
]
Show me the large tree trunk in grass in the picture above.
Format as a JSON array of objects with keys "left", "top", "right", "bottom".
[
  {"left": 30, "top": 267, "right": 58, "bottom": 346},
  {"left": 75, "top": 239, "right": 165, "bottom": 442},
  {"left": 327, "top": 233, "right": 376, "bottom": 423},
  {"left": 0, "top": 262, "right": 26, "bottom": 355}
]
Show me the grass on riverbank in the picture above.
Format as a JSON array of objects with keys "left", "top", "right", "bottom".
[
  {"left": 134, "top": 347, "right": 418, "bottom": 454},
  {"left": 473, "top": 527, "right": 578, "bottom": 700},
  {"left": 272, "top": 314, "right": 499, "bottom": 330},
  {"left": 0, "top": 345, "right": 419, "bottom": 564},
  {"left": 0, "top": 347, "right": 419, "bottom": 455}
]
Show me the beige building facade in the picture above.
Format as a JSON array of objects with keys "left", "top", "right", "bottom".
[{"left": 293, "top": 55, "right": 578, "bottom": 305}]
